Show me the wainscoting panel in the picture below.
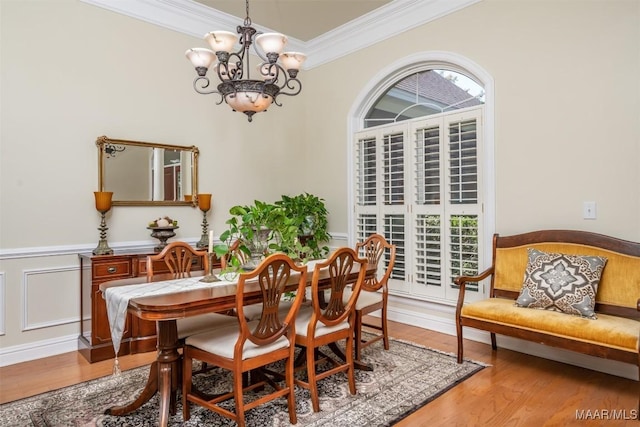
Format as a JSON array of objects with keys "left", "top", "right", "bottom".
[
  {"left": 22, "top": 266, "right": 79, "bottom": 331},
  {"left": 0, "top": 272, "right": 5, "bottom": 336}
]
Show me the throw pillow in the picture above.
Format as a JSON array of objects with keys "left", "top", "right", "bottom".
[{"left": 514, "top": 248, "right": 607, "bottom": 319}]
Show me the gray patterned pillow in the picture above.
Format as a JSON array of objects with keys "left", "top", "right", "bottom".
[{"left": 514, "top": 248, "right": 607, "bottom": 319}]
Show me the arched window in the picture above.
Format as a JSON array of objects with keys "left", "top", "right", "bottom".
[
  {"left": 350, "top": 54, "right": 494, "bottom": 304},
  {"left": 364, "top": 69, "right": 484, "bottom": 127}
]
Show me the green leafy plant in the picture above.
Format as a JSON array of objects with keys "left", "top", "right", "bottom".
[
  {"left": 214, "top": 194, "right": 331, "bottom": 269},
  {"left": 214, "top": 200, "right": 290, "bottom": 270},
  {"left": 275, "top": 193, "right": 330, "bottom": 260}
]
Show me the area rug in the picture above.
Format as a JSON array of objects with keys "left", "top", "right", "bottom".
[{"left": 0, "top": 337, "right": 485, "bottom": 426}]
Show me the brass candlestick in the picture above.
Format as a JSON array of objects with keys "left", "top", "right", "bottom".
[
  {"left": 199, "top": 252, "right": 220, "bottom": 282},
  {"left": 196, "top": 193, "right": 212, "bottom": 249},
  {"left": 93, "top": 191, "right": 114, "bottom": 255}
]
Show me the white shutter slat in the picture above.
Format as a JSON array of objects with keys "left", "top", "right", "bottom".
[
  {"left": 449, "top": 214, "right": 479, "bottom": 293},
  {"left": 414, "top": 125, "right": 441, "bottom": 206},
  {"left": 383, "top": 214, "right": 405, "bottom": 280},
  {"left": 356, "top": 136, "right": 377, "bottom": 206},
  {"left": 356, "top": 214, "right": 378, "bottom": 243},
  {"left": 414, "top": 214, "right": 442, "bottom": 288},
  {"left": 383, "top": 132, "right": 405, "bottom": 206},
  {"left": 448, "top": 118, "right": 478, "bottom": 204}
]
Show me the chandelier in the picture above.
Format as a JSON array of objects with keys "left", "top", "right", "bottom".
[{"left": 185, "top": 0, "right": 306, "bottom": 122}]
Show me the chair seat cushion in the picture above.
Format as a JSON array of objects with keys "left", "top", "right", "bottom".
[
  {"left": 294, "top": 306, "right": 350, "bottom": 338},
  {"left": 343, "top": 289, "right": 383, "bottom": 310},
  {"left": 185, "top": 321, "right": 290, "bottom": 360},
  {"left": 177, "top": 313, "right": 238, "bottom": 339}
]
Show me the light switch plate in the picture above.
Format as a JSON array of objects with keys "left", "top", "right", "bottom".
[{"left": 583, "top": 201, "right": 597, "bottom": 219}]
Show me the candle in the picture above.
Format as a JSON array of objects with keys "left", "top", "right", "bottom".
[{"left": 208, "top": 229, "right": 214, "bottom": 253}]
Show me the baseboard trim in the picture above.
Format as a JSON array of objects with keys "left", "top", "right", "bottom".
[{"left": 0, "top": 334, "right": 78, "bottom": 367}]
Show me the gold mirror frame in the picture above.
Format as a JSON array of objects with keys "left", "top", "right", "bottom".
[{"left": 97, "top": 136, "right": 199, "bottom": 206}]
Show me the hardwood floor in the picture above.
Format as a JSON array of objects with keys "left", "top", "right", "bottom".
[{"left": 0, "top": 319, "right": 637, "bottom": 426}]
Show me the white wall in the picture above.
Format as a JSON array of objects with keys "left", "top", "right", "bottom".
[{"left": 1, "top": 0, "right": 638, "bottom": 376}]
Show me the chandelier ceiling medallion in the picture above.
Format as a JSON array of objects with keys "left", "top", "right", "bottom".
[{"left": 185, "top": 0, "right": 306, "bottom": 122}]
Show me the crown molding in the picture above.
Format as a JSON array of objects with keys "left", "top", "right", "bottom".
[
  {"left": 80, "top": 0, "right": 481, "bottom": 69},
  {"left": 304, "top": 0, "right": 481, "bottom": 68}
]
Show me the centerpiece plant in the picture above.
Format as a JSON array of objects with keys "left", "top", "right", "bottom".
[{"left": 214, "top": 193, "right": 331, "bottom": 271}]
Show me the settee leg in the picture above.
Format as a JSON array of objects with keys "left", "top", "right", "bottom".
[
  {"left": 456, "top": 322, "right": 463, "bottom": 363},
  {"left": 490, "top": 333, "right": 497, "bottom": 350}
]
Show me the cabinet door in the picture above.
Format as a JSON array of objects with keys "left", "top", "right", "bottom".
[
  {"left": 90, "top": 257, "right": 133, "bottom": 346},
  {"left": 92, "top": 286, "right": 131, "bottom": 345}
]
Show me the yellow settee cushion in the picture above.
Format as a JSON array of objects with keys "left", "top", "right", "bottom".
[{"left": 461, "top": 298, "right": 640, "bottom": 352}]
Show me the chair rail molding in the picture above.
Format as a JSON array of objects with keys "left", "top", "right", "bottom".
[{"left": 0, "top": 238, "right": 201, "bottom": 260}]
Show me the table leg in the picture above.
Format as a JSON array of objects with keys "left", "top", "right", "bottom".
[
  {"left": 104, "top": 362, "right": 158, "bottom": 415},
  {"left": 155, "top": 319, "right": 180, "bottom": 427},
  {"left": 104, "top": 320, "right": 180, "bottom": 427}
]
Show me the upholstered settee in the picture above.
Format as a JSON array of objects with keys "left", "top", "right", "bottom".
[{"left": 454, "top": 230, "right": 640, "bottom": 410}]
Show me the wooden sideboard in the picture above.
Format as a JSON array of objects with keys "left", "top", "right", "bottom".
[{"left": 78, "top": 250, "right": 219, "bottom": 363}]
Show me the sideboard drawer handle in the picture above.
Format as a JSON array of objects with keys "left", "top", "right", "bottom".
[{"left": 107, "top": 267, "right": 117, "bottom": 274}]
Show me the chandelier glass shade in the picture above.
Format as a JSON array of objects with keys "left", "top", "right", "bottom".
[{"left": 185, "top": 0, "right": 306, "bottom": 122}]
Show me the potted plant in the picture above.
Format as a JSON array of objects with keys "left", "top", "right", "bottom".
[
  {"left": 275, "top": 193, "right": 331, "bottom": 260},
  {"left": 214, "top": 200, "right": 293, "bottom": 270},
  {"left": 215, "top": 194, "right": 331, "bottom": 269}
]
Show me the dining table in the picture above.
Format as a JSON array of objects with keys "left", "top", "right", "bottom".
[{"left": 99, "top": 262, "right": 374, "bottom": 427}]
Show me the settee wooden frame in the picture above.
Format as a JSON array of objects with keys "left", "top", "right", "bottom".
[{"left": 454, "top": 230, "right": 640, "bottom": 411}]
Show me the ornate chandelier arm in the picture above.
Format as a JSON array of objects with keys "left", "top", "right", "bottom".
[
  {"left": 272, "top": 78, "right": 301, "bottom": 107},
  {"left": 277, "top": 78, "right": 302, "bottom": 97},
  {"left": 192, "top": 76, "right": 225, "bottom": 106}
]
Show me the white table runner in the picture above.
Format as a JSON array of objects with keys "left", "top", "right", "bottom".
[{"left": 104, "top": 276, "right": 234, "bottom": 374}]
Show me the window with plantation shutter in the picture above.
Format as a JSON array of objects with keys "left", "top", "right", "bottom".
[{"left": 354, "top": 106, "right": 484, "bottom": 303}]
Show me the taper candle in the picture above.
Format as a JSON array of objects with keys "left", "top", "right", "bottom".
[{"left": 208, "top": 229, "right": 214, "bottom": 252}]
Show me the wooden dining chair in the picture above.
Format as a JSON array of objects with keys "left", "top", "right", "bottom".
[
  {"left": 147, "top": 241, "right": 238, "bottom": 341},
  {"left": 294, "top": 246, "right": 367, "bottom": 412},
  {"left": 147, "top": 241, "right": 239, "bottom": 414},
  {"left": 222, "top": 239, "right": 298, "bottom": 322},
  {"left": 345, "top": 234, "right": 396, "bottom": 361},
  {"left": 219, "top": 239, "right": 249, "bottom": 271},
  {"left": 182, "top": 253, "right": 308, "bottom": 427}
]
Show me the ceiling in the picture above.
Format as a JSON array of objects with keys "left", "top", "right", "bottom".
[{"left": 193, "top": 1, "right": 393, "bottom": 41}]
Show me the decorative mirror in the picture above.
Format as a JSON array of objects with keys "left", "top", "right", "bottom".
[{"left": 97, "top": 136, "right": 199, "bottom": 206}]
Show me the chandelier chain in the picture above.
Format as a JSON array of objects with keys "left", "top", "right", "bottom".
[{"left": 244, "top": 0, "right": 251, "bottom": 27}]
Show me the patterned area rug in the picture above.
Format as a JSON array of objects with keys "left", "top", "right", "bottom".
[{"left": 0, "top": 337, "right": 485, "bottom": 426}]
